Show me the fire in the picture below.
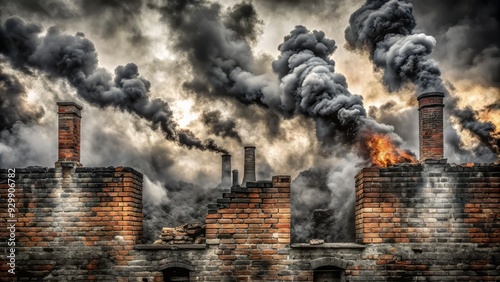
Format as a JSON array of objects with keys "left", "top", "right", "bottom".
[{"left": 365, "top": 133, "right": 418, "bottom": 167}]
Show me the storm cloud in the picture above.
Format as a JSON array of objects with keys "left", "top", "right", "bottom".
[
  {"left": 151, "top": 0, "right": 280, "bottom": 108},
  {"left": 0, "top": 68, "right": 44, "bottom": 131},
  {"left": 0, "top": 15, "right": 227, "bottom": 153},
  {"left": 202, "top": 110, "right": 243, "bottom": 143}
]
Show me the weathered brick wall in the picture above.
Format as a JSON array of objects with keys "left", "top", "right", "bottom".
[
  {"left": 1, "top": 163, "right": 499, "bottom": 281},
  {"left": 353, "top": 162, "right": 500, "bottom": 280},
  {"left": 355, "top": 162, "right": 500, "bottom": 245},
  {"left": 352, "top": 243, "right": 499, "bottom": 281},
  {"left": 205, "top": 175, "right": 292, "bottom": 281},
  {"left": 0, "top": 166, "right": 143, "bottom": 281}
]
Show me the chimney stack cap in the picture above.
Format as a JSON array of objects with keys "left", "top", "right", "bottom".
[
  {"left": 57, "top": 102, "right": 83, "bottom": 117},
  {"left": 57, "top": 101, "right": 83, "bottom": 109},
  {"left": 417, "top": 92, "right": 445, "bottom": 100},
  {"left": 243, "top": 145, "right": 256, "bottom": 148}
]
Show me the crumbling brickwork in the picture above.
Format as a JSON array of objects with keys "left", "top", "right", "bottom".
[
  {"left": 354, "top": 162, "right": 500, "bottom": 280},
  {"left": 0, "top": 166, "right": 143, "bottom": 280},
  {"left": 1, "top": 163, "right": 499, "bottom": 281},
  {"left": 205, "top": 176, "right": 292, "bottom": 281}
]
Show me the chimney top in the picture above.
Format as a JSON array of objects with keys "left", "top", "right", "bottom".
[
  {"left": 417, "top": 92, "right": 445, "bottom": 100},
  {"left": 57, "top": 101, "right": 83, "bottom": 109}
]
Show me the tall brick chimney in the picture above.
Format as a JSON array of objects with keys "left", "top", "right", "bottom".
[
  {"left": 241, "top": 146, "right": 256, "bottom": 186},
  {"left": 56, "top": 102, "right": 82, "bottom": 167},
  {"left": 418, "top": 92, "right": 445, "bottom": 161},
  {"left": 221, "top": 154, "right": 231, "bottom": 187}
]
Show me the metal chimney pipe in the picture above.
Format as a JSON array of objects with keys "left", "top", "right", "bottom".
[
  {"left": 232, "top": 170, "right": 239, "bottom": 187},
  {"left": 417, "top": 92, "right": 445, "bottom": 161},
  {"left": 241, "top": 146, "right": 256, "bottom": 186},
  {"left": 221, "top": 154, "right": 231, "bottom": 187}
]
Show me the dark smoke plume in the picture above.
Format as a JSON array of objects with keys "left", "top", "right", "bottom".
[
  {"left": 0, "top": 68, "right": 44, "bottom": 131},
  {"left": 485, "top": 101, "right": 500, "bottom": 112},
  {"left": 0, "top": 0, "right": 149, "bottom": 49},
  {"left": 452, "top": 106, "right": 500, "bottom": 156},
  {"left": 272, "top": 25, "right": 398, "bottom": 151},
  {"left": 291, "top": 163, "right": 356, "bottom": 243},
  {"left": 345, "top": 0, "right": 444, "bottom": 93},
  {"left": 202, "top": 110, "right": 243, "bottom": 143},
  {"left": 151, "top": 0, "right": 280, "bottom": 108},
  {"left": 345, "top": 0, "right": 500, "bottom": 159},
  {"left": 412, "top": 0, "right": 500, "bottom": 88},
  {"left": 0, "top": 16, "right": 226, "bottom": 153},
  {"left": 291, "top": 168, "right": 332, "bottom": 242}
]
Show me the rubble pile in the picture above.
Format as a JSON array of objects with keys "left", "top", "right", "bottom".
[{"left": 154, "top": 222, "right": 206, "bottom": 245}]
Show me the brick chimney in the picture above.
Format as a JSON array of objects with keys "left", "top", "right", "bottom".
[
  {"left": 417, "top": 92, "right": 444, "bottom": 161},
  {"left": 56, "top": 102, "right": 82, "bottom": 167},
  {"left": 241, "top": 146, "right": 256, "bottom": 186},
  {"left": 221, "top": 154, "right": 231, "bottom": 187}
]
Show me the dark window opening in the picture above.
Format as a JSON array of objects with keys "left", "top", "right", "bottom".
[
  {"left": 313, "top": 266, "right": 345, "bottom": 282},
  {"left": 163, "top": 267, "right": 190, "bottom": 282}
]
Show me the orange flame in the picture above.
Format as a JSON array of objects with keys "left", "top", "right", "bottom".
[{"left": 366, "top": 133, "right": 418, "bottom": 167}]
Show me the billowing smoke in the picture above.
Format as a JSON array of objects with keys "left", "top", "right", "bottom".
[
  {"left": 452, "top": 106, "right": 500, "bottom": 156},
  {"left": 151, "top": 0, "right": 281, "bottom": 108},
  {"left": 272, "top": 25, "right": 368, "bottom": 143},
  {"left": 0, "top": 16, "right": 226, "bottom": 153},
  {"left": 292, "top": 167, "right": 331, "bottom": 242},
  {"left": 291, "top": 157, "right": 358, "bottom": 243},
  {"left": 0, "top": 68, "right": 44, "bottom": 131},
  {"left": 345, "top": 0, "right": 499, "bottom": 160},
  {"left": 412, "top": 0, "right": 500, "bottom": 88},
  {"left": 143, "top": 177, "right": 227, "bottom": 242},
  {"left": 345, "top": 0, "right": 444, "bottom": 93},
  {"left": 272, "top": 25, "right": 414, "bottom": 164},
  {"left": 202, "top": 110, "right": 243, "bottom": 143},
  {"left": 368, "top": 101, "right": 418, "bottom": 150}
]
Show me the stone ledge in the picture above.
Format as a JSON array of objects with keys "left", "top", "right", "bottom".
[
  {"left": 291, "top": 243, "right": 365, "bottom": 249},
  {"left": 134, "top": 244, "right": 207, "bottom": 250}
]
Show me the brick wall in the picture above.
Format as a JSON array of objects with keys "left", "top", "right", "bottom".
[
  {"left": 355, "top": 162, "right": 500, "bottom": 245},
  {"left": 0, "top": 166, "right": 143, "bottom": 281},
  {"left": 351, "top": 243, "right": 499, "bottom": 281},
  {"left": 205, "top": 175, "right": 292, "bottom": 281},
  {"left": 352, "top": 162, "right": 500, "bottom": 280},
  {"left": 2, "top": 164, "right": 498, "bottom": 281}
]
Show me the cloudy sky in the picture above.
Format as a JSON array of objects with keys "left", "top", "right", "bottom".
[{"left": 1, "top": 0, "right": 498, "bottom": 242}]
